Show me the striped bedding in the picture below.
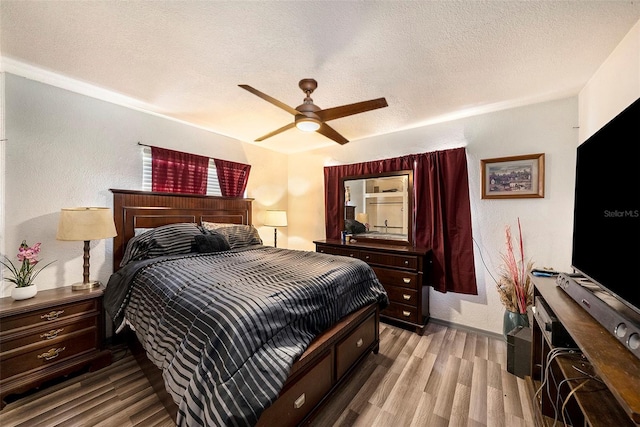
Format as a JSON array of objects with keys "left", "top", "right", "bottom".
[{"left": 104, "top": 245, "right": 388, "bottom": 426}]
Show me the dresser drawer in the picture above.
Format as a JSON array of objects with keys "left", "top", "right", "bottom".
[
  {"left": 383, "top": 285, "right": 418, "bottom": 307},
  {"left": 335, "top": 313, "right": 376, "bottom": 379},
  {"left": 316, "top": 245, "right": 360, "bottom": 259},
  {"left": 1, "top": 327, "right": 98, "bottom": 380},
  {"left": 361, "top": 251, "right": 417, "bottom": 270},
  {"left": 382, "top": 302, "right": 419, "bottom": 324},
  {"left": 0, "top": 300, "right": 98, "bottom": 333},
  {"left": 257, "top": 350, "right": 332, "bottom": 427},
  {"left": 0, "top": 315, "right": 98, "bottom": 353},
  {"left": 372, "top": 267, "right": 419, "bottom": 290}
]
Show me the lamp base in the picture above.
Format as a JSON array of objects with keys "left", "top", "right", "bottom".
[{"left": 71, "top": 280, "right": 101, "bottom": 291}]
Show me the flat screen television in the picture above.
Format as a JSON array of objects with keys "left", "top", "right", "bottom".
[{"left": 571, "top": 96, "right": 640, "bottom": 316}]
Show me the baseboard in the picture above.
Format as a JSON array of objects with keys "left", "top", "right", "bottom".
[{"left": 428, "top": 317, "right": 503, "bottom": 341}]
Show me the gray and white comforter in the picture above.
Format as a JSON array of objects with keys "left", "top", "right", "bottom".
[{"left": 104, "top": 245, "right": 388, "bottom": 426}]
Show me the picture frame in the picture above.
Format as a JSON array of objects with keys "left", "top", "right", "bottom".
[{"left": 481, "top": 153, "right": 545, "bottom": 199}]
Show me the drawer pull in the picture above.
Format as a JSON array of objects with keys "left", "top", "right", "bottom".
[
  {"left": 349, "top": 253, "right": 355, "bottom": 257},
  {"left": 365, "top": 255, "right": 370, "bottom": 260},
  {"left": 293, "top": 393, "right": 306, "bottom": 409},
  {"left": 41, "top": 328, "right": 64, "bottom": 340},
  {"left": 403, "top": 278, "right": 411, "bottom": 284},
  {"left": 38, "top": 347, "right": 66, "bottom": 361},
  {"left": 402, "top": 310, "right": 411, "bottom": 317},
  {"left": 41, "top": 310, "right": 64, "bottom": 321},
  {"left": 356, "top": 338, "right": 364, "bottom": 348},
  {"left": 404, "top": 260, "right": 409, "bottom": 265},
  {"left": 402, "top": 294, "right": 411, "bottom": 301}
]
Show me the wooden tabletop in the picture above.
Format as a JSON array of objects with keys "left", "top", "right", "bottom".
[{"left": 532, "top": 275, "right": 640, "bottom": 423}]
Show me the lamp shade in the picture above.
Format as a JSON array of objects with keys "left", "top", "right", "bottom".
[
  {"left": 56, "top": 207, "right": 117, "bottom": 241},
  {"left": 356, "top": 213, "right": 369, "bottom": 224},
  {"left": 264, "top": 210, "right": 288, "bottom": 227}
]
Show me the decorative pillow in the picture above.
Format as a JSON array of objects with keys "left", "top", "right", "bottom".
[
  {"left": 193, "top": 232, "right": 230, "bottom": 253},
  {"left": 120, "top": 222, "right": 202, "bottom": 266},
  {"left": 202, "top": 222, "right": 263, "bottom": 249}
]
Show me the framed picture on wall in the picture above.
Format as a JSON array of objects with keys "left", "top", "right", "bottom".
[{"left": 481, "top": 153, "right": 545, "bottom": 199}]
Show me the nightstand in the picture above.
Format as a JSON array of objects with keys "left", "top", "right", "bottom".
[{"left": 0, "top": 285, "right": 112, "bottom": 409}]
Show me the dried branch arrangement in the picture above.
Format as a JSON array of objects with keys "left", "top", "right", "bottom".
[{"left": 496, "top": 219, "right": 534, "bottom": 314}]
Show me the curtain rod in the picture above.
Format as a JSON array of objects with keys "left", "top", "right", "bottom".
[
  {"left": 137, "top": 142, "right": 250, "bottom": 168},
  {"left": 137, "top": 142, "right": 213, "bottom": 160}
]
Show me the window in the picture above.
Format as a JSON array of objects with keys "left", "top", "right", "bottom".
[{"left": 142, "top": 146, "right": 221, "bottom": 196}]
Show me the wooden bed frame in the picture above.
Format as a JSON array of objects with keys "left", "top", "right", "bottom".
[{"left": 110, "top": 189, "right": 380, "bottom": 426}]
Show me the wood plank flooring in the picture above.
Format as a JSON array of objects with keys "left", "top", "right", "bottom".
[{"left": 0, "top": 322, "right": 534, "bottom": 427}]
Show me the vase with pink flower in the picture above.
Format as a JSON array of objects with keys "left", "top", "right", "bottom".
[{"left": 1, "top": 240, "right": 55, "bottom": 300}]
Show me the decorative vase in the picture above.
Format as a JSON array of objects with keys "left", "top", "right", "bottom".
[
  {"left": 11, "top": 285, "right": 37, "bottom": 301},
  {"left": 503, "top": 309, "right": 529, "bottom": 340}
]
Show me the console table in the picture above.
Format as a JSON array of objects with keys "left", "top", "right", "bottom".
[
  {"left": 528, "top": 275, "right": 640, "bottom": 426},
  {"left": 314, "top": 239, "right": 430, "bottom": 332}
]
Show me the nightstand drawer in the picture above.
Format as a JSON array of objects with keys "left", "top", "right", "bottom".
[
  {"left": 372, "top": 267, "right": 419, "bottom": 290},
  {"left": 361, "top": 251, "right": 417, "bottom": 270},
  {"left": 0, "top": 316, "right": 98, "bottom": 353},
  {"left": 0, "top": 300, "right": 98, "bottom": 333},
  {"left": 0, "top": 327, "right": 98, "bottom": 380},
  {"left": 382, "top": 302, "right": 419, "bottom": 324},
  {"left": 384, "top": 285, "right": 418, "bottom": 307}
]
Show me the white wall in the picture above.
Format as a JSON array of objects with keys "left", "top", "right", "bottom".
[
  {"left": 289, "top": 97, "right": 579, "bottom": 334},
  {"left": 579, "top": 19, "right": 640, "bottom": 141},
  {"left": 1, "top": 73, "right": 287, "bottom": 296}
]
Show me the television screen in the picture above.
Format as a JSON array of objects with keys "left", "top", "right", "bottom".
[{"left": 571, "top": 97, "right": 640, "bottom": 315}]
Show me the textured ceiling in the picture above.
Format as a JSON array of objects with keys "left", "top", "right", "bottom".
[{"left": 2, "top": 1, "right": 640, "bottom": 153}]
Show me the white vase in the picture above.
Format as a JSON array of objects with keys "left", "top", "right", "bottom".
[{"left": 11, "top": 285, "right": 37, "bottom": 301}]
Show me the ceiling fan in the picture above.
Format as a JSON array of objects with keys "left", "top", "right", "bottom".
[{"left": 239, "top": 79, "right": 388, "bottom": 145}]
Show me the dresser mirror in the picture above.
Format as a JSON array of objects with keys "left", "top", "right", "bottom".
[{"left": 340, "top": 170, "right": 414, "bottom": 245}]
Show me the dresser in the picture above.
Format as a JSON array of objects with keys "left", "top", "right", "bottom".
[
  {"left": 0, "top": 286, "right": 112, "bottom": 408},
  {"left": 314, "top": 239, "right": 430, "bottom": 332}
]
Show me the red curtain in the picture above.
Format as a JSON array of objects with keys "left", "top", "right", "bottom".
[
  {"left": 214, "top": 158, "right": 251, "bottom": 197},
  {"left": 152, "top": 146, "right": 209, "bottom": 194},
  {"left": 324, "top": 147, "right": 477, "bottom": 295}
]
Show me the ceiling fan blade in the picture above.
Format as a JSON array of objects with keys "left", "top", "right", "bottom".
[
  {"left": 317, "top": 123, "right": 349, "bottom": 145},
  {"left": 317, "top": 98, "right": 388, "bottom": 122},
  {"left": 254, "top": 122, "right": 296, "bottom": 141},
  {"left": 238, "top": 85, "right": 300, "bottom": 116}
]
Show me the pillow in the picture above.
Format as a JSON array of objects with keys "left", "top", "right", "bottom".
[
  {"left": 134, "top": 228, "right": 154, "bottom": 236},
  {"left": 202, "top": 222, "right": 263, "bottom": 249},
  {"left": 193, "top": 232, "right": 230, "bottom": 253},
  {"left": 120, "top": 222, "right": 203, "bottom": 266}
]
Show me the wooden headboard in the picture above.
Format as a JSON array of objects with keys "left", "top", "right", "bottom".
[{"left": 110, "top": 189, "right": 253, "bottom": 271}]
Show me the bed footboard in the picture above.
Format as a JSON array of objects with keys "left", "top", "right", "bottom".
[{"left": 129, "top": 303, "right": 380, "bottom": 426}]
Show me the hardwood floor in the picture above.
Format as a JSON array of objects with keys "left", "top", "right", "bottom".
[{"left": 0, "top": 322, "right": 534, "bottom": 427}]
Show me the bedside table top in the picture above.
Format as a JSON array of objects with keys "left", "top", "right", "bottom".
[{"left": 0, "top": 285, "right": 104, "bottom": 318}]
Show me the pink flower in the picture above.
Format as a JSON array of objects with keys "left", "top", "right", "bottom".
[{"left": 1, "top": 240, "right": 53, "bottom": 288}]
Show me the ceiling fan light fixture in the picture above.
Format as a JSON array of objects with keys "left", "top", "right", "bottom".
[{"left": 295, "top": 115, "right": 321, "bottom": 132}]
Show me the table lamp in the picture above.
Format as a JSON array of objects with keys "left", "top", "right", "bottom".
[
  {"left": 264, "top": 210, "right": 287, "bottom": 248},
  {"left": 56, "top": 207, "right": 117, "bottom": 290},
  {"left": 356, "top": 212, "right": 370, "bottom": 231}
]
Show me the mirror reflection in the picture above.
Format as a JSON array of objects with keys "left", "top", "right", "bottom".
[{"left": 342, "top": 170, "right": 413, "bottom": 244}]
